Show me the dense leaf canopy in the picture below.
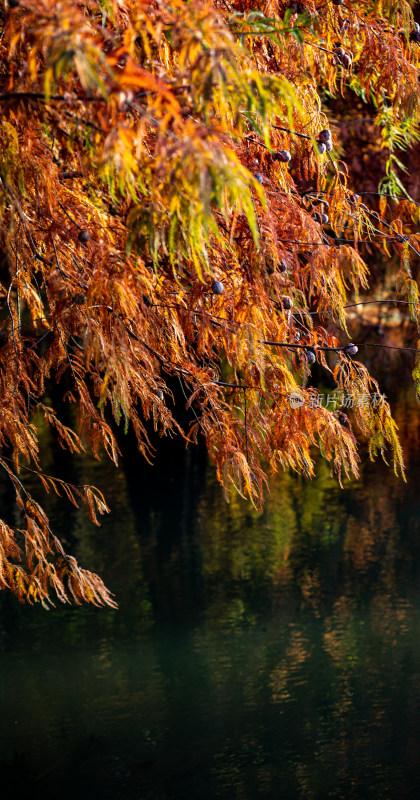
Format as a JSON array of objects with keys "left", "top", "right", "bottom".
[{"left": 0, "top": 0, "right": 419, "bottom": 606}]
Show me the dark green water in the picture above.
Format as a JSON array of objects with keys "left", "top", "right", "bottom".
[{"left": 1, "top": 389, "right": 420, "bottom": 799}]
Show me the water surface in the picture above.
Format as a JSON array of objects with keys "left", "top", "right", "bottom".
[{"left": 1, "top": 389, "right": 420, "bottom": 799}]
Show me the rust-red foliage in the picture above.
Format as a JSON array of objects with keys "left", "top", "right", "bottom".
[{"left": 0, "top": 0, "right": 419, "bottom": 605}]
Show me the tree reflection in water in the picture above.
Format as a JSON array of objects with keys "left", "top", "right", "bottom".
[{"left": 0, "top": 389, "right": 419, "bottom": 798}]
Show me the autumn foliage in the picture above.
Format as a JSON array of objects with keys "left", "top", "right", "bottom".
[{"left": 0, "top": 0, "right": 419, "bottom": 606}]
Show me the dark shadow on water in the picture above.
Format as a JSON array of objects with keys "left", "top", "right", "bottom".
[{"left": 0, "top": 388, "right": 420, "bottom": 798}]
